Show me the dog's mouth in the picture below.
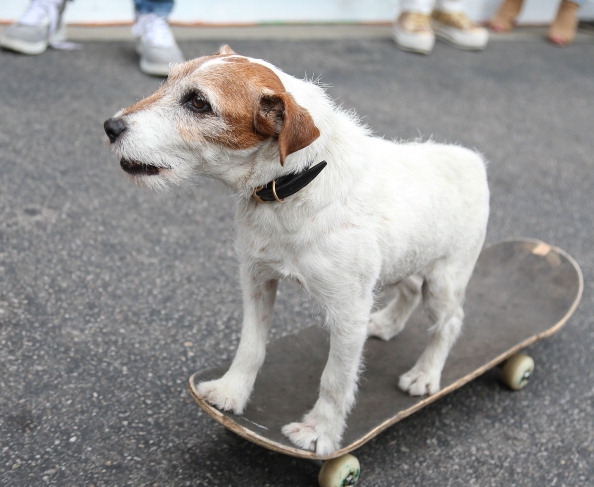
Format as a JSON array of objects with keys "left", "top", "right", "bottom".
[{"left": 120, "top": 159, "right": 163, "bottom": 176}]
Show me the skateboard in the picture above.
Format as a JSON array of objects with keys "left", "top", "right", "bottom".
[{"left": 189, "top": 239, "right": 583, "bottom": 487}]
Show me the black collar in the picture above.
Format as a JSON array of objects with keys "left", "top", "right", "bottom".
[{"left": 252, "top": 161, "right": 327, "bottom": 203}]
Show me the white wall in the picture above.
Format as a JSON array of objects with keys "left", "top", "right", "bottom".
[{"left": 1, "top": 0, "right": 593, "bottom": 25}]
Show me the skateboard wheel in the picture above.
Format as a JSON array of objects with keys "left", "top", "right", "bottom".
[
  {"left": 501, "top": 353, "right": 535, "bottom": 390},
  {"left": 318, "top": 454, "right": 361, "bottom": 487}
]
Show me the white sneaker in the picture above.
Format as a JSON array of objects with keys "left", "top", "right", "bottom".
[
  {"left": 0, "top": 0, "right": 69, "bottom": 55},
  {"left": 432, "top": 10, "right": 489, "bottom": 51},
  {"left": 393, "top": 12, "right": 435, "bottom": 55},
  {"left": 132, "top": 14, "right": 185, "bottom": 77}
]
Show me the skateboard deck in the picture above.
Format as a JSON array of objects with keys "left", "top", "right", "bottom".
[{"left": 189, "top": 239, "right": 583, "bottom": 461}]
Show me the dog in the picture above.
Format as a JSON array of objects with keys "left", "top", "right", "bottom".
[{"left": 104, "top": 45, "right": 489, "bottom": 456}]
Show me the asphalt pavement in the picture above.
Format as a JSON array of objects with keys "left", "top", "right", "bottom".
[{"left": 1, "top": 25, "right": 593, "bottom": 487}]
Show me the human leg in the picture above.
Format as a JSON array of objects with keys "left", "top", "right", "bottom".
[
  {"left": 0, "top": 0, "right": 70, "bottom": 55},
  {"left": 489, "top": 0, "right": 525, "bottom": 32},
  {"left": 432, "top": 0, "right": 489, "bottom": 50},
  {"left": 132, "top": 0, "right": 184, "bottom": 76},
  {"left": 133, "top": 0, "right": 174, "bottom": 17},
  {"left": 549, "top": 0, "right": 583, "bottom": 45},
  {"left": 393, "top": 0, "right": 436, "bottom": 54}
]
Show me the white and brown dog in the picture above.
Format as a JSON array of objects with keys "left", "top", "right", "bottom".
[{"left": 104, "top": 46, "right": 489, "bottom": 455}]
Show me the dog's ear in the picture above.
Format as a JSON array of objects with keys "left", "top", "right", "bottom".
[
  {"left": 254, "top": 93, "right": 320, "bottom": 166},
  {"left": 218, "top": 44, "right": 236, "bottom": 55}
]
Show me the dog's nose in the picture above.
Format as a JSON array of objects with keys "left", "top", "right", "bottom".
[{"left": 104, "top": 117, "right": 127, "bottom": 143}]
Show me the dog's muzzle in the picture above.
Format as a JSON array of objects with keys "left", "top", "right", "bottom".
[{"left": 104, "top": 117, "right": 165, "bottom": 176}]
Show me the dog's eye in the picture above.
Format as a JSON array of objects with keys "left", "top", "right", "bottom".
[{"left": 186, "top": 94, "right": 212, "bottom": 114}]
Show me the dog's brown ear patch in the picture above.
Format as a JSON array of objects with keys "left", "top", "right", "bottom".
[
  {"left": 254, "top": 93, "right": 320, "bottom": 166},
  {"left": 218, "top": 44, "right": 236, "bottom": 56}
]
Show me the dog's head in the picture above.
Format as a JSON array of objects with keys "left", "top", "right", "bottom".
[{"left": 104, "top": 45, "right": 320, "bottom": 190}]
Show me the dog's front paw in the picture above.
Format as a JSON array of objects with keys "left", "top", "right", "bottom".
[
  {"left": 282, "top": 420, "right": 339, "bottom": 456},
  {"left": 282, "top": 406, "right": 344, "bottom": 456},
  {"left": 399, "top": 367, "right": 441, "bottom": 396},
  {"left": 196, "top": 376, "right": 251, "bottom": 414}
]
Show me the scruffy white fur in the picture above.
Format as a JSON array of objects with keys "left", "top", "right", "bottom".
[{"left": 105, "top": 46, "right": 489, "bottom": 456}]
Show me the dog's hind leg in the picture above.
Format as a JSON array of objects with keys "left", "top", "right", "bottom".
[
  {"left": 368, "top": 276, "right": 422, "bottom": 341},
  {"left": 197, "top": 265, "right": 278, "bottom": 414},
  {"left": 398, "top": 261, "right": 471, "bottom": 396}
]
